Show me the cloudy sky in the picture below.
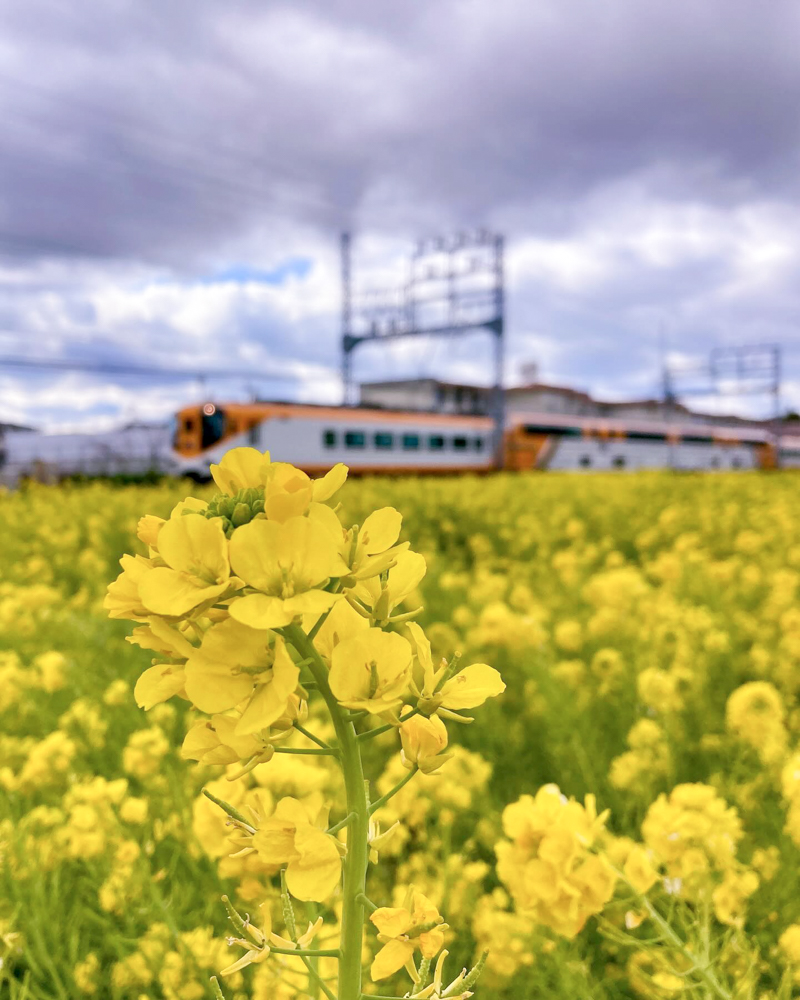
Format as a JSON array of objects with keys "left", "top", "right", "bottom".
[{"left": 1, "top": 0, "right": 799, "bottom": 430}]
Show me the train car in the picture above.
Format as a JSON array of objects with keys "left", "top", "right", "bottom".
[
  {"left": 171, "top": 400, "right": 777, "bottom": 476},
  {"left": 0, "top": 423, "right": 174, "bottom": 486},
  {"left": 779, "top": 435, "right": 800, "bottom": 469},
  {"left": 171, "top": 401, "right": 496, "bottom": 477},
  {"left": 505, "top": 413, "right": 773, "bottom": 472}
]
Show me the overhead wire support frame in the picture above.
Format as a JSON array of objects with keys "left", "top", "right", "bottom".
[
  {"left": 340, "top": 230, "right": 506, "bottom": 466},
  {"left": 662, "top": 343, "right": 783, "bottom": 468}
]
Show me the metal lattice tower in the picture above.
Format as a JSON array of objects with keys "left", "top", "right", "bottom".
[
  {"left": 340, "top": 230, "right": 506, "bottom": 463},
  {"left": 662, "top": 344, "right": 783, "bottom": 465}
]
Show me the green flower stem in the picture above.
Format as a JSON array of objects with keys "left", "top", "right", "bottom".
[
  {"left": 367, "top": 766, "right": 418, "bottom": 816},
  {"left": 327, "top": 811, "right": 356, "bottom": 836},
  {"left": 294, "top": 722, "right": 334, "bottom": 750},
  {"left": 356, "top": 709, "right": 419, "bottom": 742},
  {"left": 301, "top": 957, "right": 334, "bottom": 1000},
  {"left": 355, "top": 893, "right": 378, "bottom": 913},
  {"left": 285, "top": 624, "right": 371, "bottom": 1000},
  {"left": 270, "top": 947, "right": 342, "bottom": 958},
  {"left": 608, "top": 862, "right": 733, "bottom": 1000},
  {"left": 273, "top": 747, "right": 341, "bottom": 757},
  {"left": 201, "top": 789, "right": 255, "bottom": 832}
]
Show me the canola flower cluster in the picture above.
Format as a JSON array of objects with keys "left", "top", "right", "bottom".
[
  {"left": 2, "top": 469, "right": 800, "bottom": 999},
  {"left": 105, "top": 448, "right": 506, "bottom": 1000}
]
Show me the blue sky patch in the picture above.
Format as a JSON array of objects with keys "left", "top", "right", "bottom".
[{"left": 206, "top": 258, "right": 313, "bottom": 286}]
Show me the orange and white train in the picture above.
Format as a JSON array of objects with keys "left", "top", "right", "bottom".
[{"left": 170, "top": 400, "right": 799, "bottom": 476}]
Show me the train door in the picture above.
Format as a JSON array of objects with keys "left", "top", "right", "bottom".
[{"left": 504, "top": 427, "right": 552, "bottom": 470}]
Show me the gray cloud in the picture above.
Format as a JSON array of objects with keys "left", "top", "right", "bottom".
[{"left": 1, "top": 0, "right": 799, "bottom": 425}]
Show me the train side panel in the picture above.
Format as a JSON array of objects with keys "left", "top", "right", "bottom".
[
  {"left": 179, "top": 411, "right": 495, "bottom": 476},
  {"left": 542, "top": 436, "right": 759, "bottom": 471}
]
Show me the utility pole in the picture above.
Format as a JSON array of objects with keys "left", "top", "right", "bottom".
[
  {"left": 340, "top": 232, "right": 353, "bottom": 405},
  {"left": 340, "top": 230, "right": 506, "bottom": 466}
]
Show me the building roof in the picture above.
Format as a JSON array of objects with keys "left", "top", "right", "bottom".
[
  {"left": 506, "top": 381, "right": 595, "bottom": 402},
  {"left": 0, "top": 421, "right": 35, "bottom": 432},
  {"left": 360, "top": 377, "right": 490, "bottom": 392}
]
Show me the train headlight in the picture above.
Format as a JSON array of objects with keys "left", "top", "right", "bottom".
[{"left": 202, "top": 403, "right": 216, "bottom": 416}]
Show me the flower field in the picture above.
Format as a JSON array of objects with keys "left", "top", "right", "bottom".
[{"left": 2, "top": 468, "right": 800, "bottom": 999}]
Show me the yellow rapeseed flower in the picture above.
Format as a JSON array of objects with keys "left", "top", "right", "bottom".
[
  {"left": 184, "top": 623, "right": 300, "bottom": 734},
  {"left": 369, "top": 888, "right": 446, "bottom": 981},
  {"left": 252, "top": 796, "right": 342, "bottom": 901},
  {"left": 310, "top": 502, "right": 408, "bottom": 581},
  {"left": 137, "top": 515, "right": 235, "bottom": 618},
  {"left": 328, "top": 629, "right": 412, "bottom": 715},
  {"left": 228, "top": 516, "right": 349, "bottom": 629},
  {"left": 405, "top": 622, "right": 505, "bottom": 720},
  {"left": 399, "top": 713, "right": 450, "bottom": 774}
]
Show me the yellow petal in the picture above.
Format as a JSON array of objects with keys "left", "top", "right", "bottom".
[
  {"left": 263, "top": 464, "right": 313, "bottom": 522},
  {"left": 134, "top": 663, "right": 186, "bottom": 710},
  {"left": 400, "top": 714, "right": 448, "bottom": 768},
  {"left": 210, "top": 447, "right": 270, "bottom": 495},
  {"left": 274, "top": 796, "right": 315, "bottom": 825},
  {"left": 104, "top": 553, "right": 153, "bottom": 620},
  {"left": 181, "top": 721, "right": 221, "bottom": 760},
  {"left": 228, "top": 519, "right": 283, "bottom": 591},
  {"left": 281, "top": 517, "right": 350, "bottom": 588},
  {"left": 311, "top": 463, "right": 348, "bottom": 502},
  {"left": 138, "top": 567, "right": 229, "bottom": 617},
  {"left": 440, "top": 664, "right": 506, "bottom": 710},
  {"left": 387, "top": 551, "right": 427, "bottom": 606},
  {"left": 405, "top": 621, "right": 433, "bottom": 671},
  {"left": 229, "top": 593, "right": 295, "bottom": 630},
  {"left": 184, "top": 655, "right": 254, "bottom": 714},
  {"left": 329, "top": 629, "right": 412, "bottom": 706},
  {"left": 370, "top": 907, "right": 413, "bottom": 938},
  {"left": 286, "top": 825, "right": 342, "bottom": 901},
  {"left": 128, "top": 617, "right": 195, "bottom": 660},
  {"left": 370, "top": 939, "right": 415, "bottom": 982},
  {"left": 307, "top": 501, "right": 346, "bottom": 542},
  {"left": 157, "top": 514, "right": 229, "bottom": 581},
  {"left": 136, "top": 514, "right": 165, "bottom": 549},
  {"left": 284, "top": 591, "right": 342, "bottom": 616},
  {"left": 264, "top": 490, "right": 313, "bottom": 522},
  {"left": 360, "top": 508, "right": 402, "bottom": 555},
  {"left": 418, "top": 928, "right": 444, "bottom": 960},
  {"left": 235, "top": 645, "right": 300, "bottom": 735},
  {"left": 183, "top": 618, "right": 270, "bottom": 712},
  {"left": 304, "top": 599, "right": 369, "bottom": 661},
  {"left": 253, "top": 816, "right": 300, "bottom": 865},
  {"left": 170, "top": 497, "right": 209, "bottom": 517}
]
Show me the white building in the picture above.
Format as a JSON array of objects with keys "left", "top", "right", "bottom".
[{"left": 358, "top": 378, "right": 779, "bottom": 431}]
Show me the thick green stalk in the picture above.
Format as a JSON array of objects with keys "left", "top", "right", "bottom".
[{"left": 285, "top": 624, "right": 371, "bottom": 1000}]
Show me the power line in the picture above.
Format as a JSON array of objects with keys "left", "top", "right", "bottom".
[{"left": 0, "top": 354, "right": 336, "bottom": 384}]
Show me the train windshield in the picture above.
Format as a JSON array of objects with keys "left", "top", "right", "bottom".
[{"left": 201, "top": 405, "right": 226, "bottom": 449}]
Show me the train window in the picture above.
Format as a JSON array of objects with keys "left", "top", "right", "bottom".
[
  {"left": 323, "top": 430, "right": 337, "bottom": 448},
  {"left": 579, "top": 455, "right": 592, "bottom": 467},
  {"left": 452, "top": 436, "right": 468, "bottom": 450},
  {"left": 345, "top": 431, "right": 366, "bottom": 448},
  {"left": 732, "top": 456, "right": 742, "bottom": 469},
  {"left": 428, "top": 435, "right": 445, "bottom": 450},
  {"left": 201, "top": 407, "right": 226, "bottom": 449},
  {"left": 402, "top": 434, "right": 420, "bottom": 450},
  {"left": 710, "top": 456, "right": 720, "bottom": 468},
  {"left": 374, "top": 432, "right": 394, "bottom": 449},
  {"left": 612, "top": 455, "right": 626, "bottom": 468},
  {"left": 183, "top": 417, "right": 194, "bottom": 432},
  {"left": 473, "top": 437, "right": 484, "bottom": 451}
]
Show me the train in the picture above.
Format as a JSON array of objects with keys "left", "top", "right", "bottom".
[
  {"left": 1, "top": 399, "right": 797, "bottom": 487},
  {"left": 169, "top": 400, "right": 800, "bottom": 476}
]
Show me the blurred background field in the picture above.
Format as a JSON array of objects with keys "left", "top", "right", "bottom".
[{"left": 2, "top": 471, "right": 800, "bottom": 999}]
